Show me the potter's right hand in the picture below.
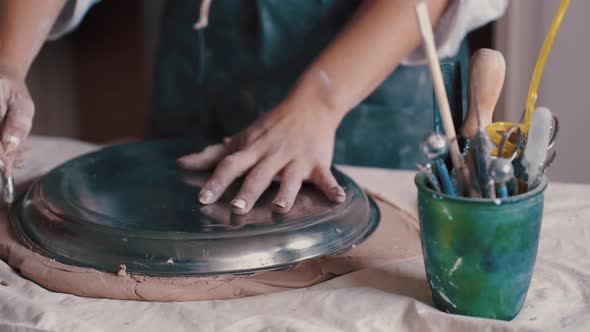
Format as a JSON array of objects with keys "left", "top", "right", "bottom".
[{"left": 0, "top": 71, "right": 34, "bottom": 170}]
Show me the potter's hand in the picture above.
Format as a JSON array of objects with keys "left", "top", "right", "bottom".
[
  {"left": 0, "top": 72, "right": 33, "bottom": 170},
  {"left": 177, "top": 102, "right": 346, "bottom": 214}
]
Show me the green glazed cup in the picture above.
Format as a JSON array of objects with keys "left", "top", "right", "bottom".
[{"left": 415, "top": 173, "right": 548, "bottom": 321}]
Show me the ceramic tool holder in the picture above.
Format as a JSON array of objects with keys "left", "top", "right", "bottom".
[
  {"left": 415, "top": 173, "right": 547, "bottom": 320},
  {"left": 420, "top": 58, "right": 545, "bottom": 317},
  {"left": 423, "top": 57, "right": 547, "bottom": 320}
]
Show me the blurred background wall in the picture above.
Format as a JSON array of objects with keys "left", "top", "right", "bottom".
[
  {"left": 26, "top": 1, "right": 585, "bottom": 183},
  {"left": 27, "top": 0, "right": 164, "bottom": 142}
]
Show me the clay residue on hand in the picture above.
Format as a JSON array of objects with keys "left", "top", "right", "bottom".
[
  {"left": 0, "top": 280, "right": 8, "bottom": 286},
  {"left": 117, "top": 264, "right": 127, "bottom": 277}
]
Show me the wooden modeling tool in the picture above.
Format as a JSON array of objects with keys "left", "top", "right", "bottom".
[
  {"left": 462, "top": 49, "right": 506, "bottom": 139},
  {"left": 415, "top": 1, "right": 469, "bottom": 194},
  {"left": 461, "top": 49, "right": 506, "bottom": 197}
]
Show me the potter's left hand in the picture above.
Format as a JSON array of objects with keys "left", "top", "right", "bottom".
[{"left": 177, "top": 102, "right": 346, "bottom": 214}]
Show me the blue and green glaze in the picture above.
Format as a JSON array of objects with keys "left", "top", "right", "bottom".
[{"left": 415, "top": 173, "right": 548, "bottom": 320}]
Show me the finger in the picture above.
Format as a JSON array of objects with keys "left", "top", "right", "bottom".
[
  {"left": 272, "top": 162, "right": 306, "bottom": 214},
  {"left": 310, "top": 167, "right": 346, "bottom": 203},
  {"left": 177, "top": 143, "right": 227, "bottom": 171},
  {"left": 231, "top": 157, "right": 284, "bottom": 215},
  {"left": 198, "top": 151, "right": 257, "bottom": 205},
  {"left": 181, "top": 174, "right": 207, "bottom": 188},
  {"left": 3, "top": 92, "right": 34, "bottom": 154}
]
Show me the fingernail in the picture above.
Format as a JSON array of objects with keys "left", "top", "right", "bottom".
[
  {"left": 231, "top": 198, "right": 246, "bottom": 210},
  {"left": 199, "top": 189, "right": 214, "bottom": 204},
  {"left": 273, "top": 199, "right": 287, "bottom": 209},
  {"left": 3, "top": 136, "right": 20, "bottom": 154},
  {"left": 331, "top": 186, "right": 346, "bottom": 203}
]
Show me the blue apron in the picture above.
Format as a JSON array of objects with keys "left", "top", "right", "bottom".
[{"left": 148, "top": 0, "right": 469, "bottom": 169}]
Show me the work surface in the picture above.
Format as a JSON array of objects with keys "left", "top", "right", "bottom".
[{"left": 1, "top": 136, "right": 589, "bottom": 332}]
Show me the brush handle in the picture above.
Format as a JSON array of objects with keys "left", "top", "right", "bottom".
[
  {"left": 462, "top": 49, "right": 506, "bottom": 139},
  {"left": 497, "top": 184, "right": 508, "bottom": 199},
  {"left": 415, "top": 3, "right": 465, "bottom": 176},
  {"left": 435, "top": 160, "right": 456, "bottom": 196}
]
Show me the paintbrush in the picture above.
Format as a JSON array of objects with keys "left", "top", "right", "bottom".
[{"left": 415, "top": 1, "right": 469, "bottom": 195}]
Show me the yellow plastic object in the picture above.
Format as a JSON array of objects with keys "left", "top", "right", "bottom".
[{"left": 487, "top": 0, "right": 570, "bottom": 157}]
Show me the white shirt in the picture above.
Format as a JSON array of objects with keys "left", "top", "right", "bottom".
[{"left": 48, "top": 0, "right": 509, "bottom": 65}]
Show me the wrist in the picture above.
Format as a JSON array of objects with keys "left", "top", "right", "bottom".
[
  {"left": 0, "top": 60, "right": 27, "bottom": 81},
  {"left": 279, "top": 94, "right": 346, "bottom": 131},
  {"left": 283, "top": 71, "right": 352, "bottom": 127}
]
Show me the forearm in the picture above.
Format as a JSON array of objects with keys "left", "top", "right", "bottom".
[
  {"left": 284, "top": 0, "right": 449, "bottom": 121},
  {"left": 0, "top": 0, "right": 67, "bottom": 79}
]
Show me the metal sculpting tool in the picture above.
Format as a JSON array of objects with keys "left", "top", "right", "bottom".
[
  {"left": 422, "top": 133, "right": 455, "bottom": 196},
  {"left": 417, "top": 163, "right": 442, "bottom": 193},
  {"left": 415, "top": 2, "right": 470, "bottom": 196},
  {"left": 531, "top": 149, "right": 557, "bottom": 188},
  {"left": 520, "top": 107, "right": 553, "bottom": 188},
  {"left": 497, "top": 125, "right": 525, "bottom": 195},
  {"left": 489, "top": 158, "right": 514, "bottom": 198},
  {"left": 471, "top": 86, "right": 495, "bottom": 198}
]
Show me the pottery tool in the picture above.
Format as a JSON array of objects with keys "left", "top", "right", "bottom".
[
  {"left": 497, "top": 125, "right": 525, "bottom": 195},
  {"left": 415, "top": 2, "right": 469, "bottom": 195},
  {"left": 462, "top": 49, "right": 505, "bottom": 140},
  {"left": 470, "top": 84, "right": 496, "bottom": 198},
  {"left": 547, "top": 114, "right": 560, "bottom": 150},
  {"left": 486, "top": 0, "right": 570, "bottom": 155},
  {"left": 421, "top": 133, "right": 455, "bottom": 196},
  {"left": 531, "top": 149, "right": 557, "bottom": 188},
  {"left": 520, "top": 107, "right": 553, "bottom": 188},
  {"left": 489, "top": 158, "right": 514, "bottom": 198},
  {"left": 417, "top": 163, "right": 442, "bottom": 193},
  {"left": 461, "top": 49, "right": 505, "bottom": 197}
]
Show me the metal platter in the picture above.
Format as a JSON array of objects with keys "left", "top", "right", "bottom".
[{"left": 10, "top": 140, "right": 379, "bottom": 276}]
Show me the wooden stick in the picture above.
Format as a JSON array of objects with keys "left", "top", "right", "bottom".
[
  {"left": 462, "top": 49, "right": 506, "bottom": 139},
  {"left": 415, "top": 2, "right": 466, "bottom": 174}
]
